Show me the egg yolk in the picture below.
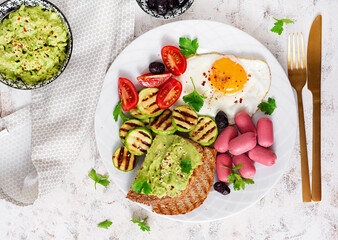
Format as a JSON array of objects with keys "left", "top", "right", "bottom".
[{"left": 210, "top": 57, "right": 247, "bottom": 94}]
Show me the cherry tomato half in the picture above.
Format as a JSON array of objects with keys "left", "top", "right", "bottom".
[
  {"left": 161, "top": 46, "right": 187, "bottom": 76},
  {"left": 156, "top": 78, "right": 182, "bottom": 109},
  {"left": 118, "top": 77, "right": 139, "bottom": 111},
  {"left": 136, "top": 72, "right": 172, "bottom": 88}
]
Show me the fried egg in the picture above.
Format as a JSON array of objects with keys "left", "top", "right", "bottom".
[{"left": 173, "top": 53, "right": 271, "bottom": 124}]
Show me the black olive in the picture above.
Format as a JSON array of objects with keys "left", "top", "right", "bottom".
[
  {"left": 215, "top": 111, "right": 229, "bottom": 131},
  {"left": 149, "top": 62, "right": 165, "bottom": 74},
  {"left": 168, "top": 0, "right": 178, "bottom": 9},
  {"left": 147, "top": 0, "right": 157, "bottom": 9},
  {"left": 214, "top": 181, "right": 231, "bottom": 195},
  {"left": 157, "top": 0, "right": 168, "bottom": 15}
]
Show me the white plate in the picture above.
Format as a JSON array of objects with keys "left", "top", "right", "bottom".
[{"left": 94, "top": 20, "right": 297, "bottom": 222}]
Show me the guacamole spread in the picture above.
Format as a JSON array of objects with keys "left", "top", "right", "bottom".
[
  {"left": 0, "top": 5, "right": 68, "bottom": 84},
  {"left": 135, "top": 135, "right": 203, "bottom": 198}
]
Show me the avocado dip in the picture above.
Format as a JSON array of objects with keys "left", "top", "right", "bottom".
[
  {"left": 135, "top": 135, "right": 203, "bottom": 198},
  {"left": 0, "top": 5, "right": 68, "bottom": 84}
]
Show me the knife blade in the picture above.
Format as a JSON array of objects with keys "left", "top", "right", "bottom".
[{"left": 307, "top": 15, "right": 322, "bottom": 202}]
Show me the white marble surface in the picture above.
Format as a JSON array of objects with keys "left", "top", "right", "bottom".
[{"left": 1, "top": 0, "right": 338, "bottom": 239}]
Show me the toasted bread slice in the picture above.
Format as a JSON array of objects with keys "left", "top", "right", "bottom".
[
  {"left": 152, "top": 147, "right": 216, "bottom": 215},
  {"left": 126, "top": 137, "right": 217, "bottom": 215}
]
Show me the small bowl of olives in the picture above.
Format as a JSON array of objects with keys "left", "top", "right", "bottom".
[{"left": 136, "top": 0, "right": 194, "bottom": 19}]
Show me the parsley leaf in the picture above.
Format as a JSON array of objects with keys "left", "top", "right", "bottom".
[
  {"left": 113, "top": 100, "right": 129, "bottom": 122},
  {"left": 270, "top": 18, "right": 294, "bottom": 35},
  {"left": 222, "top": 163, "right": 254, "bottom": 191},
  {"left": 243, "top": 178, "right": 255, "bottom": 184},
  {"left": 180, "top": 159, "right": 192, "bottom": 174},
  {"left": 182, "top": 78, "right": 207, "bottom": 112},
  {"left": 97, "top": 220, "right": 112, "bottom": 229},
  {"left": 258, "top": 97, "right": 277, "bottom": 115},
  {"left": 131, "top": 179, "right": 152, "bottom": 195},
  {"left": 179, "top": 37, "right": 199, "bottom": 57},
  {"left": 88, "top": 169, "right": 110, "bottom": 189},
  {"left": 131, "top": 216, "right": 151, "bottom": 232},
  {"left": 227, "top": 173, "right": 235, "bottom": 183},
  {"left": 113, "top": 100, "right": 122, "bottom": 121}
]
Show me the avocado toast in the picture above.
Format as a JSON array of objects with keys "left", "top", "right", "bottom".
[{"left": 126, "top": 135, "right": 217, "bottom": 215}]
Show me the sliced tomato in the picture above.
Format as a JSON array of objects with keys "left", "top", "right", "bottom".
[
  {"left": 136, "top": 72, "right": 172, "bottom": 88},
  {"left": 156, "top": 78, "right": 182, "bottom": 109},
  {"left": 161, "top": 46, "right": 187, "bottom": 76},
  {"left": 118, "top": 78, "right": 139, "bottom": 111}
]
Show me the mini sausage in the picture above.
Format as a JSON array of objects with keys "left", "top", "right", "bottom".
[
  {"left": 233, "top": 154, "right": 256, "bottom": 178},
  {"left": 228, "top": 132, "right": 257, "bottom": 156},
  {"left": 235, "top": 112, "right": 257, "bottom": 135},
  {"left": 248, "top": 145, "right": 277, "bottom": 166},
  {"left": 214, "top": 126, "right": 238, "bottom": 153},
  {"left": 257, "top": 118, "right": 273, "bottom": 147},
  {"left": 216, "top": 154, "right": 233, "bottom": 183}
]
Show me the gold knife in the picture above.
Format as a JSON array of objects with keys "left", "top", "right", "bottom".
[{"left": 307, "top": 15, "right": 322, "bottom": 202}]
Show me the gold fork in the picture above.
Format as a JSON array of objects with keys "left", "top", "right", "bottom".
[{"left": 288, "top": 33, "right": 311, "bottom": 202}]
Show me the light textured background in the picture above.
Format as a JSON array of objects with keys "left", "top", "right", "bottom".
[{"left": 1, "top": 0, "right": 337, "bottom": 239}]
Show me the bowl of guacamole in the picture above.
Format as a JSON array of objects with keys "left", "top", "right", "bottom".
[{"left": 0, "top": 0, "right": 72, "bottom": 89}]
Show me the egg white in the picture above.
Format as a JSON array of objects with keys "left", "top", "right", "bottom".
[{"left": 172, "top": 53, "right": 271, "bottom": 124}]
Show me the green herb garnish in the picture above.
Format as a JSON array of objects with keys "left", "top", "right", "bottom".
[
  {"left": 183, "top": 78, "right": 206, "bottom": 112},
  {"left": 97, "top": 220, "right": 112, "bottom": 229},
  {"left": 180, "top": 159, "right": 192, "bottom": 174},
  {"left": 131, "top": 216, "right": 150, "bottom": 232},
  {"left": 88, "top": 169, "right": 110, "bottom": 189},
  {"left": 179, "top": 37, "right": 199, "bottom": 57},
  {"left": 131, "top": 179, "right": 152, "bottom": 195},
  {"left": 270, "top": 18, "right": 294, "bottom": 35},
  {"left": 113, "top": 100, "right": 129, "bottom": 122},
  {"left": 222, "top": 163, "right": 254, "bottom": 191},
  {"left": 258, "top": 97, "right": 277, "bottom": 115}
]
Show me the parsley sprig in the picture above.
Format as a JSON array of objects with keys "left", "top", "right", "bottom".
[
  {"left": 258, "top": 97, "right": 277, "bottom": 115},
  {"left": 270, "top": 18, "right": 294, "bottom": 35},
  {"left": 183, "top": 78, "right": 207, "bottom": 112},
  {"left": 179, "top": 37, "right": 199, "bottom": 57},
  {"left": 131, "top": 179, "right": 152, "bottom": 195},
  {"left": 180, "top": 159, "right": 192, "bottom": 174},
  {"left": 97, "top": 220, "right": 112, "bottom": 229},
  {"left": 222, "top": 163, "right": 254, "bottom": 191},
  {"left": 131, "top": 216, "right": 151, "bottom": 232},
  {"left": 88, "top": 169, "right": 110, "bottom": 189},
  {"left": 113, "top": 100, "right": 129, "bottom": 122}
]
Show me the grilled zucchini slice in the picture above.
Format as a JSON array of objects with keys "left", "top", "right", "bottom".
[
  {"left": 150, "top": 109, "right": 176, "bottom": 135},
  {"left": 112, "top": 146, "right": 137, "bottom": 172},
  {"left": 129, "top": 107, "right": 149, "bottom": 120},
  {"left": 137, "top": 88, "right": 163, "bottom": 117},
  {"left": 119, "top": 119, "right": 145, "bottom": 143},
  {"left": 189, "top": 116, "right": 218, "bottom": 146},
  {"left": 172, "top": 106, "right": 198, "bottom": 132},
  {"left": 125, "top": 127, "right": 153, "bottom": 156}
]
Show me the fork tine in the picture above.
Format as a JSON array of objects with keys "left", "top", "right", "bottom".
[
  {"left": 288, "top": 34, "right": 291, "bottom": 70},
  {"left": 292, "top": 33, "right": 296, "bottom": 69},
  {"left": 301, "top": 33, "right": 306, "bottom": 70},
  {"left": 297, "top": 33, "right": 301, "bottom": 69}
]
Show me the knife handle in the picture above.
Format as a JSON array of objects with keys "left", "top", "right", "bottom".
[{"left": 312, "top": 97, "right": 321, "bottom": 201}]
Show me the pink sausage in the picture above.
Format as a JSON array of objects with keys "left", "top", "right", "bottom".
[
  {"left": 248, "top": 145, "right": 277, "bottom": 166},
  {"left": 232, "top": 154, "right": 256, "bottom": 178},
  {"left": 257, "top": 118, "right": 274, "bottom": 147},
  {"left": 214, "top": 126, "right": 238, "bottom": 153},
  {"left": 235, "top": 112, "right": 257, "bottom": 135},
  {"left": 216, "top": 154, "right": 233, "bottom": 183},
  {"left": 228, "top": 132, "right": 257, "bottom": 156}
]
